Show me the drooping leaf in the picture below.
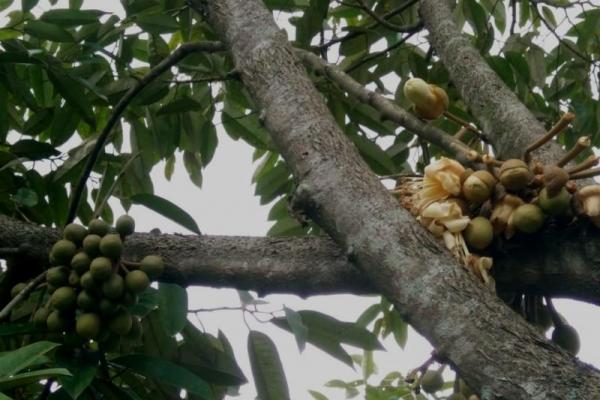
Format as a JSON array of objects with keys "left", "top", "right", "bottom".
[
  {"left": 0, "top": 341, "right": 61, "bottom": 377},
  {"left": 112, "top": 354, "right": 213, "bottom": 398},
  {"left": 40, "top": 9, "right": 106, "bottom": 27},
  {"left": 157, "top": 283, "right": 188, "bottom": 336},
  {"left": 247, "top": 330, "right": 290, "bottom": 400},
  {"left": 135, "top": 14, "right": 179, "bottom": 34},
  {"left": 284, "top": 307, "right": 308, "bottom": 352},
  {"left": 46, "top": 66, "right": 96, "bottom": 127},
  {"left": 0, "top": 368, "right": 71, "bottom": 390},
  {"left": 129, "top": 193, "right": 201, "bottom": 234},
  {"left": 10, "top": 139, "right": 59, "bottom": 160},
  {"left": 24, "top": 20, "right": 74, "bottom": 42}
]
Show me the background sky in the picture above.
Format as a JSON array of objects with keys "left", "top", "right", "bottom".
[{"left": 4, "top": 0, "right": 600, "bottom": 398}]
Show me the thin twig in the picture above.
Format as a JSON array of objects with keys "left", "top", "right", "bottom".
[
  {"left": 0, "top": 272, "right": 46, "bottom": 321},
  {"left": 524, "top": 112, "right": 575, "bottom": 160},
  {"left": 66, "top": 41, "right": 224, "bottom": 224},
  {"left": 352, "top": 0, "right": 421, "bottom": 33},
  {"left": 321, "top": 0, "right": 420, "bottom": 49}
]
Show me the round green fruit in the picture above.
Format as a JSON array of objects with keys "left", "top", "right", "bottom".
[
  {"left": 421, "top": 370, "right": 444, "bottom": 394},
  {"left": 109, "top": 310, "right": 133, "bottom": 336},
  {"left": 464, "top": 217, "right": 494, "bottom": 250},
  {"left": 80, "top": 271, "right": 98, "bottom": 292},
  {"left": 63, "top": 223, "right": 87, "bottom": 244},
  {"left": 552, "top": 324, "right": 580, "bottom": 355},
  {"left": 77, "top": 290, "right": 97, "bottom": 311},
  {"left": 50, "top": 287, "right": 77, "bottom": 311},
  {"left": 46, "top": 266, "right": 69, "bottom": 287},
  {"left": 88, "top": 219, "right": 110, "bottom": 237},
  {"left": 116, "top": 215, "right": 135, "bottom": 237},
  {"left": 68, "top": 270, "right": 80, "bottom": 286},
  {"left": 102, "top": 274, "right": 125, "bottom": 300},
  {"left": 47, "top": 310, "right": 70, "bottom": 331},
  {"left": 76, "top": 313, "right": 101, "bottom": 339},
  {"left": 90, "top": 257, "right": 113, "bottom": 281},
  {"left": 99, "top": 234, "right": 123, "bottom": 260},
  {"left": 32, "top": 308, "right": 50, "bottom": 326},
  {"left": 99, "top": 298, "right": 119, "bottom": 316},
  {"left": 538, "top": 187, "right": 570, "bottom": 216},
  {"left": 140, "top": 255, "right": 164, "bottom": 278},
  {"left": 71, "top": 252, "right": 91, "bottom": 274},
  {"left": 51, "top": 240, "right": 77, "bottom": 265},
  {"left": 512, "top": 204, "right": 544, "bottom": 234},
  {"left": 125, "top": 270, "right": 149, "bottom": 293},
  {"left": 82, "top": 234, "right": 102, "bottom": 257}
]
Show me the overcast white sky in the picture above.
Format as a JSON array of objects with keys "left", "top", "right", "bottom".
[{"left": 4, "top": 0, "right": 600, "bottom": 398}]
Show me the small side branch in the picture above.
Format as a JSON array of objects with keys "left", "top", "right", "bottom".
[
  {"left": 66, "top": 41, "right": 225, "bottom": 224},
  {"left": 0, "top": 272, "right": 46, "bottom": 321},
  {"left": 297, "top": 49, "right": 476, "bottom": 165}
]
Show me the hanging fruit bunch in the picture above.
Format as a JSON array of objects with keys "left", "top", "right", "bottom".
[
  {"left": 396, "top": 78, "right": 600, "bottom": 288},
  {"left": 11, "top": 215, "right": 164, "bottom": 345}
]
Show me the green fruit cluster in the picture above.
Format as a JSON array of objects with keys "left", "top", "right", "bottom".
[{"left": 31, "top": 215, "right": 164, "bottom": 343}]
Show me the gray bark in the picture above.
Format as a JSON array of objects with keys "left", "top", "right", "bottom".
[
  {"left": 3, "top": 215, "right": 600, "bottom": 306},
  {"left": 200, "top": 0, "right": 600, "bottom": 399}
]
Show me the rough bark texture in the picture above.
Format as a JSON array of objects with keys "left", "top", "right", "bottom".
[
  {"left": 4, "top": 215, "right": 600, "bottom": 305},
  {"left": 419, "top": 0, "right": 564, "bottom": 164},
  {"left": 201, "top": 0, "right": 600, "bottom": 398}
]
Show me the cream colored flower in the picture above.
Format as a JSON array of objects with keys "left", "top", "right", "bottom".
[
  {"left": 414, "top": 157, "right": 465, "bottom": 211},
  {"left": 419, "top": 201, "right": 470, "bottom": 237},
  {"left": 578, "top": 185, "right": 600, "bottom": 227}
]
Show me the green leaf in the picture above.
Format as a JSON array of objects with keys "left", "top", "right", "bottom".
[
  {"left": 247, "top": 331, "right": 290, "bottom": 400},
  {"left": 349, "top": 134, "right": 396, "bottom": 175},
  {"left": 541, "top": 5, "right": 557, "bottom": 28},
  {"left": 183, "top": 151, "right": 203, "bottom": 189},
  {"left": 55, "top": 351, "right": 97, "bottom": 399},
  {"left": 40, "top": 9, "right": 105, "bottom": 27},
  {"left": 53, "top": 138, "right": 96, "bottom": 183},
  {"left": 112, "top": 354, "right": 213, "bottom": 398},
  {"left": 24, "top": 20, "right": 74, "bottom": 42},
  {"left": 388, "top": 308, "right": 407, "bottom": 349},
  {"left": 46, "top": 67, "right": 96, "bottom": 127},
  {"left": 0, "top": 368, "right": 71, "bottom": 390},
  {"left": 0, "top": 341, "right": 60, "bottom": 377},
  {"left": 23, "top": 108, "right": 53, "bottom": 136},
  {"left": 13, "top": 187, "right": 38, "bottom": 207},
  {"left": 10, "top": 139, "right": 59, "bottom": 160},
  {"left": 158, "top": 283, "right": 188, "bottom": 336},
  {"left": 309, "top": 390, "right": 330, "bottom": 400},
  {"left": 284, "top": 307, "right": 308, "bottom": 352},
  {"left": 0, "top": 0, "right": 13, "bottom": 12},
  {"left": 130, "top": 193, "right": 201, "bottom": 234},
  {"left": 157, "top": 96, "right": 202, "bottom": 115},
  {"left": 22, "top": 0, "right": 38, "bottom": 12},
  {"left": 48, "top": 104, "right": 80, "bottom": 146},
  {"left": 135, "top": 14, "right": 179, "bottom": 34},
  {"left": 0, "top": 322, "right": 42, "bottom": 337}
]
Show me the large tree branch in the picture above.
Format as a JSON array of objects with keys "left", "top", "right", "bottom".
[
  {"left": 419, "top": 1, "right": 564, "bottom": 164},
  {"left": 198, "top": 0, "right": 600, "bottom": 398},
  {"left": 3, "top": 215, "right": 600, "bottom": 304}
]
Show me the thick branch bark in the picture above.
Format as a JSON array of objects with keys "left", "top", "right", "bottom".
[
  {"left": 419, "top": 0, "right": 564, "bottom": 164},
  {"left": 199, "top": 1, "right": 600, "bottom": 399},
  {"left": 3, "top": 215, "right": 600, "bottom": 305}
]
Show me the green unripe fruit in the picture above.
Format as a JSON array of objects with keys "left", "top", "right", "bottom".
[
  {"left": 47, "top": 310, "right": 69, "bottom": 331},
  {"left": 462, "top": 170, "right": 496, "bottom": 204},
  {"left": 116, "top": 215, "right": 135, "bottom": 237},
  {"left": 125, "top": 317, "right": 143, "bottom": 341},
  {"left": 51, "top": 287, "right": 77, "bottom": 311},
  {"left": 80, "top": 272, "right": 98, "bottom": 292},
  {"left": 63, "top": 223, "right": 87, "bottom": 244},
  {"left": 121, "top": 291, "right": 137, "bottom": 307},
  {"left": 499, "top": 159, "right": 532, "bottom": 192},
  {"left": 88, "top": 219, "right": 110, "bottom": 237},
  {"left": 512, "top": 204, "right": 544, "bottom": 234},
  {"left": 82, "top": 234, "right": 102, "bottom": 257},
  {"left": 552, "top": 324, "right": 580, "bottom": 355},
  {"left": 448, "top": 394, "right": 467, "bottom": 400},
  {"left": 109, "top": 309, "right": 133, "bottom": 336},
  {"left": 77, "top": 290, "right": 97, "bottom": 311},
  {"left": 421, "top": 370, "right": 444, "bottom": 394},
  {"left": 464, "top": 217, "right": 494, "bottom": 250},
  {"left": 140, "top": 255, "right": 164, "bottom": 278},
  {"left": 46, "top": 266, "right": 69, "bottom": 287},
  {"left": 76, "top": 313, "right": 101, "bottom": 339},
  {"left": 51, "top": 240, "right": 77, "bottom": 265},
  {"left": 99, "top": 234, "right": 123, "bottom": 260},
  {"left": 68, "top": 270, "right": 80, "bottom": 287},
  {"left": 125, "top": 270, "right": 150, "bottom": 293},
  {"left": 90, "top": 257, "right": 113, "bottom": 281},
  {"left": 32, "top": 308, "right": 49, "bottom": 326},
  {"left": 10, "top": 282, "right": 26, "bottom": 298},
  {"left": 99, "top": 298, "right": 118, "bottom": 316},
  {"left": 71, "top": 252, "right": 91, "bottom": 274},
  {"left": 102, "top": 274, "right": 125, "bottom": 300},
  {"left": 538, "top": 187, "right": 571, "bottom": 216}
]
